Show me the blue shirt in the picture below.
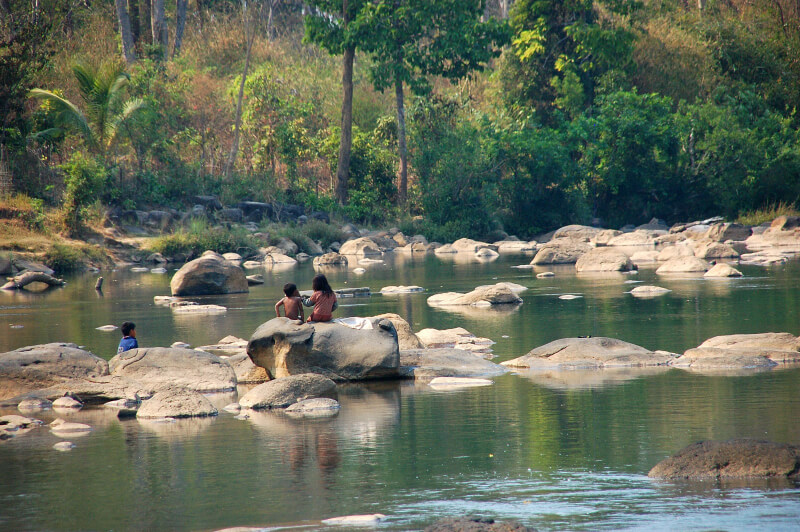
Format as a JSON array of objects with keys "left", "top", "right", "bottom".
[{"left": 117, "top": 337, "right": 138, "bottom": 354}]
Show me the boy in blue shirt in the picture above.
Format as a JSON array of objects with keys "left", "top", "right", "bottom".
[{"left": 117, "top": 321, "right": 138, "bottom": 354}]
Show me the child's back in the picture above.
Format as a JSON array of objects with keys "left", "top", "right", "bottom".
[{"left": 282, "top": 295, "right": 303, "bottom": 320}]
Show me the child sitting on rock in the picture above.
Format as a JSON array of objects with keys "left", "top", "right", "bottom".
[
  {"left": 275, "top": 283, "right": 305, "bottom": 322},
  {"left": 117, "top": 322, "right": 138, "bottom": 354},
  {"left": 303, "top": 274, "right": 337, "bottom": 322}
]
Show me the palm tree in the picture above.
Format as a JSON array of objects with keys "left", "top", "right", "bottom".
[{"left": 28, "top": 60, "right": 145, "bottom": 160}]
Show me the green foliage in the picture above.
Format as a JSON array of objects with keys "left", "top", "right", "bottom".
[
  {"left": 60, "top": 151, "right": 108, "bottom": 232},
  {"left": 150, "top": 219, "right": 259, "bottom": 257},
  {"left": 737, "top": 202, "right": 800, "bottom": 227},
  {"left": 270, "top": 220, "right": 345, "bottom": 253}
]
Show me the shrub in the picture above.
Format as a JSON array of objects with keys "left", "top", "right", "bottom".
[
  {"left": 736, "top": 201, "right": 800, "bottom": 226},
  {"left": 60, "top": 151, "right": 108, "bottom": 234},
  {"left": 43, "top": 243, "right": 110, "bottom": 273},
  {"left": 150, "top": 220, "right": 259, "bottom": 257}
]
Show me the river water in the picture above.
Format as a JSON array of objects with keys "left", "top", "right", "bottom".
[{"left": 1, "top": 252, "right": 799, "bottom": 531}]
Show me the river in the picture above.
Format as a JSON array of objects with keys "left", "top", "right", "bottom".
[{"left": 1, "top": 252, "right": 799, "bottom": 530}]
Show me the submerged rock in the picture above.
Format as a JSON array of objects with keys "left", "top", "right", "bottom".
[
  {"left": 170, "top": 252, "right": 248, "bottom": 296},
  {"left": 704, "top": 263, "right": 743, "bottom": 278},
  {"left": 247, "top": 317, "right": 400, "bottom": 381},
  {"left": 630, "top": 285, "right": 671, "bottom": 297},
  {"left": 0, "top": 415, "right": 43, "bottom": 440},
  {"left": 428, "top": 377, "right": 493, "bottom": 389},
  {"left": 313, "top": 252, "right": 348, "bottom": 267},
  {"left": 399, "top": 349, "right": 508, "bottom": 379},
  {"left": 427, "top": 284, "right": 522, "bottom": 307},
  {"left": 649, "top": 440, "right": 800, "bottom": 480},
  {"left": 239, "top": 374, "right": 336, "bottom": 409},
  {"left": 503, "top": 337, "right": 676, "bottom": 369},
  {"left": 424, "top": 516, "right": 535, "bottom": 532},
  {"left": 109, "top": 347, "right": 237, "bottom": 392},
  {"left": 673, "top": 332, "right": 800, "bottom": 369},
  {"left": 284, "top": 397, "right": 341, "bottom": 417},
  {"left": 136, "top": 389, "right": 218, "bottom": 419},
  {"left": 53, "top": 441, "right": 75, "bottom": 451}
]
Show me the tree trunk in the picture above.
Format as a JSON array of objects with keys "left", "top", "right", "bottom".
[
  {"left": 196, "top": 0, "right": 205, "bottom": 33},
  {"left": 395, "top": 76, "right": 408, "bottom": 205},
  {"left": 225, "top": 18, "right": 257, "bottom": 178},
  {"left": 173, "top": 0, "right": 188, "bottom": 57},
  {"left": 140, "top": 0, "right": 151, "bottom": 44},
  {"left": 115, "top": 0, "right": 137, "bottom": 64},
  {"left": 267, "top": 0, "right": 275, "bottom": 41},
  {"left": 129, "top": 0, "right": 140, "bottom": 44},
  {"left": 152, "top": 0, "right": 168, "bottom": 59},
  {"left": 336, "top": 45, "right": 355, "bottom": 205},
  {"left": 697, "top": 0, "right": 706, "bottom": 9}
]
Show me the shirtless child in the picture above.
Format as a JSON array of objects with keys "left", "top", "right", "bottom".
[{"left": 275, "top": 283, "right": 305, "bottom": 322}]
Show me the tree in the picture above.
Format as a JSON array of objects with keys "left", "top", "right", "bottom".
[
  {"left": 152, "top": 0, "right": 168, "bottom": 59},
  {"left": 305, "top": 0, "right": 366, "bottom": 205},
  {"left": 353, "top": 0, "right": 508, "bottom": 204},
  {"left": 173, "top": 0, "right": 189, "bottom": 58},
  {"left": 28, "top": 60, "right": 145, "bottom": 160},
  {"left": 114, "top": 0, "right": 137, "bottom": 64}
]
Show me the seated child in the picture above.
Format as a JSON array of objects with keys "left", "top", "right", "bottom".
[
  {"left": 303, "top": 274, "right": 337, "bottom": 322},
  {"left": 117, "top": 321, "right": 138, "bottom": 354},
  {"left": 275, "top": 283, "right": 304, "bottom": 321}
]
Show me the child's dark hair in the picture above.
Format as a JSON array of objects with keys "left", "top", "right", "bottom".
[
  {"left": 311, "top": 274, "right": 333, "bottom": 294},
  {"left": 283, "top": 283, "right": 297, "bottom": 297},
  {"left": 121, "top": 321, "right": 135, "bottom": 336}
]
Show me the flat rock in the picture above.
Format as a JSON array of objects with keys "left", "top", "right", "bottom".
[
  {"left": 672, "top": 347, "right": 778, "bottom": 369},
  {"left": 96, "top": 325, "right": 118, "bottom": 331},
  {"left": 246, "top": 275, "right": 264, "bottom": 285},
  {"left": 0, "top": 343, "right": 109, "bottom": 400},
  {"left": 428, "top": 377, "right": 493, "bottom": 389},
  {"left": 536, "top": 271, "right": 554, "bottom": 278},
  {"left": 136, "top": 389, "right": 218, "bottom": 419},
  {"left": 265, "top": 253, "right": 297, "bottom": 265},
  {"left": 704, "top": 263, "right": 742, "bottom": 277},
  {"left": 17, "top": 397, "right": 53, "bottom": 411},
  {"left": 705, "top": 223, "right": 752, "bottom": 242},
  {"left": 424, "top": 517, "right": 535, "bottom": 532},
  {"left": 427, "top": 284, "right": 522, "bottom": 307},
  {"left": 380, "top": 285, "right": 424, "bottom": 294},
  {"left": 284, "top": 397, "right": 341, "bottom": 417},
  {"left": 575, "top": 248, "right": 635, "bottom": 272},
  {"left": 53, "top": 441, "right": 75, "bottom": 451},
  {"left": 496, "top": 241, "right": 536, "bottom": 253},
  {"left": 451, "top": 238, "right": 492, "bottom": 252},
  {"left": 630, "top": 250, "right": 660, "bottom": 262},
  {"left": 239, "top": 374, "right": 337, "bottom": 409},
  {"left": 656, "top": 256, "right": 710, "bottom": 274},
  {"left": 631, "top": 285, "right": 671, "bottom": 297},
  {"left": 672, "top": 332, "right": 800, "bottom": 368},
  {"left": 503, "top": 337, "right": 675, "bottom": 369},
  {"left": 648, "top": 440, "right": 800, "bottom": 480},
  {"left": 171, "top": 303, "right": 227, "bottom": 314},
  {"left": 50, "top": 418, "right": 92, "bottom": 433},
  {"left": 0, "top": 415, "right": 43, "bottom": 440},
  {"left": 322, "top": 514, "right": 386, "bottom": 526},
  {"left": 109, "top": 347, "right": 237, "bottom": 392},
  {"left": 399, "top": 349, "right": 508, "bottom": 379},
  {"left": 170, "top": 253, "right": 248, "bottom": 296},
  {"left": 247, "top": 318, "right": 399, "bottom": 381},
  {"left": 693, "top": 241, "right": 739, "bottom": 259}
]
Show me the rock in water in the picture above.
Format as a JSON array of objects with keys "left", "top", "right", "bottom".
[
  {"left": 53, "top": 441, "right": 75, "bottom": 451},
  {"left": 371, "top": 313, "right": 423, "bottom": 350},
  {"left": 52, "top": 395, "right": 83, "bottom": 410},
  {"left": 424, "top": 517, "right": 535, "bottom": 531},
  {"left": 656, "top": 257, "right": 710, "bottom": 274},
  {"left": 169, "top": 252, "right": 248, "bottom": 296},
  {"left": 238, "top": 374, "right": 337, "bottom": 409},
  {"left": 575, "top": 248, "right": 635, "bottom": 272},
  {"left": 284, "top": 397, "right": 341, "bottom": 417},
  {"left": 704, "top": 263, "right": 743, "bottom": 277},
  {"left": 648, "top": 440, "right": 800, "bottom": 480},
  {"left": 136, "top": 389, "right": 218, "bottom": 419},
  {"left": 427, "top": 284, "right": 522, "bottom": 307},
  {"left": 399, "top": 349, "right": 508, "bottom": 379},
  {"left": 502, "top": 337, "right": 676, "bottom": 369},
  {"left": 108, "top": 347, "right": 237, "bottom": 392},
  {"left": 321, "top": 514, "right": 386, "bottom": 526},
  {"left": 247, "top": 317, "right": 399, "bottom": 381}
]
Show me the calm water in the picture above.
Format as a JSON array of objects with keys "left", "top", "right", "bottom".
[{"left": 1, "top": 253, "right": 799, "bottom": 531}]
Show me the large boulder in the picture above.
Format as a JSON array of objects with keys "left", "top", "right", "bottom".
[
  {"left": 313, "top": 252, "right": 348, "bottom": 267},
  {"left": 705, "top": 223, "right": 752, "bottom": 242},
  {"left": 693, "top": 241, "right": 739, "bottom": 260},
  {"left": 672, "top": 332, "right": 800, "bottom": 368},
  {"left": 592, "top": 229, "right": 622, "bottom": 246},
  {"left": 108, "top": 347, "right": 237, "bottom": 392},
  {"left": 502, "top": 337, "right": 676, "bottom": 369},
  {"left": 496, "top": 240, "right": 536, "bottom": 253},
  {"left": 656, "top": 244, "right": 694, "bottom": 262},
  {"left": 226, "top": 353, "right": 269, "bottom": 384},
  {"left": 531, "top": 239, "right": 592, "bottom": 265},
  {"left": 170, "top": 252, "right": 248, "bottom": 296},
  {"left": 704, "top": 263, "right": 743, "bottom": 277},
  {"left": 450, "top": 238, "right": 492, "bottom": 252},
  {"left": 648, "top": 440, "right": 800, "bottom": 480},
  {"left": 372, "top": 313, "right": 423, "bottom": 350},
  {"left": 399, "top": 349, "right": 508, "bottom": 379},
  {"left": 552, "top": 224, "right": 604, "bottom": 241},
  {"left": 238, "top": 374, "right": 336, "bottom": 409},
  {"left": 247, "top": 317, "right": 400, "bottom": 381},
  {"left": 338, "top": 237, "right": 382, "bottom": 256},
  {"left": 575, "top": 248, "right": 635, "bottom": 272},
  {"left": 0, "top": 343, "right": 109, "bottom": 400},
  {"left": 136, "top": 389, "right": 218, "bottom": 419},
  {"left": 427, "top": 284, "right": 522, "bottom": 307},
  {"left": 655, "top": 256, "right": 710, "bottom": 274},
  {"left": 606, "top": 230, "right": 658, "bottom": 247}
]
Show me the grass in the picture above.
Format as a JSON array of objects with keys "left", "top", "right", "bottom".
[
  {"left": 736, "top": 201, "right": 800, "bottom": 226},
  {"left": 42, "top": 242, "right": 111, "bottom": 273},
  {"left": 149, "top": 219, "right": 261, "bottom": 257}
]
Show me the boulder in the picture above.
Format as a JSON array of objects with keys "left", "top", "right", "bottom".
[
  {"left": 108, "top": 347, "right": 237, "bottom": 392},
  {"left": 372, "top": 313, "right": 424, "bottom": 350},
  {"left": 427, "top": 284, "right": 522, "bottom": 307},
  {"left": 630, "top": 285, "right": 671, "bottom": 297},
  {"left": 672, "top": 333, "right": 800, "bottom": 368},
  {"left": 648, "top": 440, "right": 800, "bottom": 480},
  {"left": 195, "top": 335, "right": 248, "bottom": 357},
  {"left": 218, "top": 207, "right": 244, "bottom": 223},
  {"left": 192, "top": 195, "right": 223, "bottom": 211},
  {"left": 222, "top": 252, "right": 242, "bottom": 262},
  {"left": 238, "top": 374, "right": 337, "bottom": 409},
  {"left": 246, "top": 274, "right": 264, "bottom": 285},
  {"left": 630, "top": 250, "right": 660, "bottom": 262},
  {"left": 655, "top": 256, "right": 710, "bottom": 274},
  {"left": 704, "top": 263, "right": 743, "bottom": 278},
  {"left": 0, "top": 343, "right": 109, "bottom": 400},
  {"left": 49, "top": 418, "right": 92, "bottom": 434},
  {"left": 276, "top": 238, "right": 298, "bottom": 255},
  {"left": 53, "top": 395, "right": 83, "bottom": 409},
  {"left": 654, "top": 232, "right": 688, "bottom": 245},
  {"left": 1, "top": 415, "right": 43, "bottom": 440},
  {"left": 226, "top": 353, "right": 269, "bottom": 384},
  {"left": 552, "top": 225, "right": 604, "bottom": 241},
  {"left": 399, "top": 349, "right": 509, "bottom": 379},
  {"left": 136, "top": 389, "right": 218, "bottom": 419},
  {"left": 170, "top": 253, "right": 248, "bottom": 296},
  {"left": 392, "top": 232, "right": 408, "bottom": 246},
  {"left": 705, "top": 223, "right": 752, "bottom": 242},
  {"left": 18, "top": 397, "right": 53, "bottom": 411},
  {"left": 592, "top": 229, "right": 622, "bottom": 246},
  {"left": 475, "top": 248, "right": 500, "bottom": 260},
  {"left": 531, "top": 239, "right": 592, "bottom": 265},
  {"left": 415, "top": 327, "right": 495, "bottom": 357},
  {"left": 671, "top": 347, "right": 778, "bottom": 369},
  {"left": 575, "top": 248, "right": 635, "bottom": 272},
  {"left": 606, "top": 230, "right": 659, "bottom": 247},
  {"left": 636, "top": 218, "right": 669, "bottom": 231},
  {"left": 397, "top": 242, "right": 435, "bottom": 253},
  {"left": 338, "top": 237, "right": 382, "bottom": 256},
  {"left": 313, "top": 252, "right": 348, "bottom": 267},
  {"left": 284, "top": 397, "right": 341, "bottom": 417},
  {"left": 12, "top": 258, "right": 54, "bottom": 275},
  {"left": 496, "top": 241, "right": 536, "bottom": 253},
  {"left": 450, "top": 238, "right": 492, "bottom": 252},
  {"left": 502, "top": 337, "right": 676, "bottom": 369},
  {"left": 693, "top": 241, "right": 739, "bottom": 259},
  {"left": 656, "top": 244, "right": 694, "bottom": 262},
  {"left": 247, "top": 317, "right": 400, "bottom": 381},
  {"left": 433, "top": 243, "right": 457, "bottom": 254},
  {"left": 380, "top": 285, "right": 424, "bottom": 294},
  {"left": 0, "top": 252, "right": 12, "bottom": 275}
]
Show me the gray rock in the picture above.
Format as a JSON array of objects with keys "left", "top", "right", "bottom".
[
  {"left": 0, "top": 343, "right": 109, "bottom": 400},
  {"left": 427, "top": 284, "right": 522, "bottom": 307},
  {"left": 693, "top": 241, "right": 739, "bottom": 259},
  {"left": 655, "top": 256, "right": 710, "bottom": 274},
  {"left": 424, "top": 517, "right": 535, "bottom": 532},
  {"left": 227, "top": 353, "right": 269, "bottom": 384},
  {"left": 238, "top": 374, "right": 337, "bottom": 409},
  {"left": 276, "top": 237, "right": 298, "bottom": 255},
  {"left": 399, "top": 349, "right": 508, "bottom": 379},
  {"left": 0, "top": 414, "right": 43, "bottom": 440},
  {"left": 552, "top": 224, "right": 604, "bottom": 241},
  {"left": 284, "top": 397, "right": 340, "bottom": 417},
  {"left": 705, "top": 223, "right": 752, "bottom": 242},
  {"left": 648, "top": 440, "right": 800, "bottom": 480},
  {"left": 247, "top": 317, "right": 400, "bottom": 381},
  {"left": 136, "top": 389, "right": 218, "bottom": 419},
  {"left": 503, "top": 337, "right": 675, "bottom": 369},
  {"left": 52, "top": 395, "right": 83, "bottom": 409},
  {"left": 218, "top": 207, "right": 243, "bottom": 223},
  {"left": 170, "top": 253, "right": 248, "bottom": 296},
  {"left": 673, "top": 332, "right": 800, "bottom": 368},
  {"left": 339, "top": 237, "right": 382, "bottom": 256},
  {"left": 17, "top": 397, "right": 53, "bottom": 411},
  {"left": 531, "top": 239, "right": 591, "bottom": 265},
  {"left": 372, "top": 313, "right": 423, "bottom": 350},
  {"left": 313, "top": 252, "right": 348, "bottom": 267},
  {"left": 109, "top": 347, "right": 237, "bottom": 392},
  {"left": 704, "top": 263, "right": 742, "bottom": 277},
  {"left": 575, "top": 248, "right": 635, "bottom": 272},
  {"left": 12, "top": 258, "right": 54, "bottom": 276}
]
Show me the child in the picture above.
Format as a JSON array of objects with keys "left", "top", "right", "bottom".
[
  {"left": 303, "top": 274, "right": 337, "bottom": 322},
  {"left": 117, "top": 321, "right": 138, "bottom": 354},
  {"left": 275, "top": 283, "right": 305, "bottom": 322}
]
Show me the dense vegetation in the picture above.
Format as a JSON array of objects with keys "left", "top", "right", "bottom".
[{"left": 2, "top": 0, "right": 800, "bottom": 240}]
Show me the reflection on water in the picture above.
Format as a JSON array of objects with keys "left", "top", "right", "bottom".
[{"left": 1, "top": 254, "right": 800, "bottom": 530}]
